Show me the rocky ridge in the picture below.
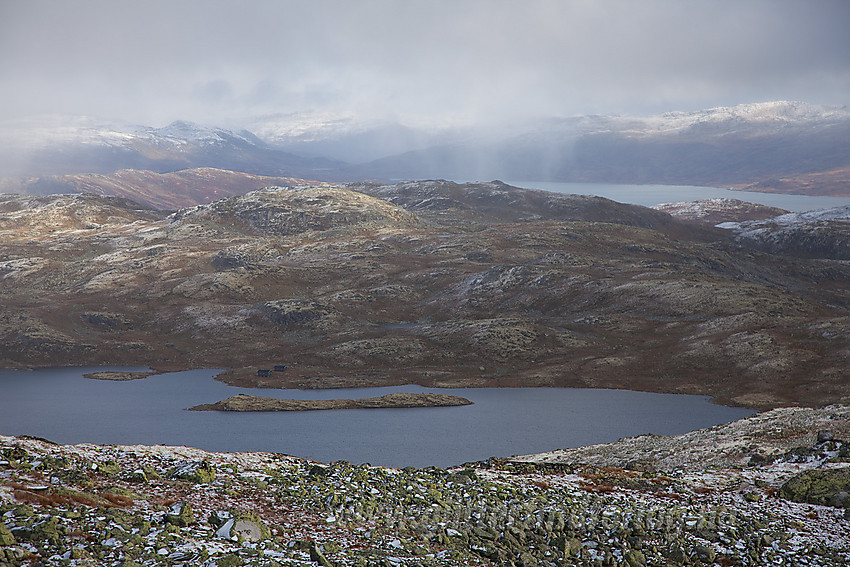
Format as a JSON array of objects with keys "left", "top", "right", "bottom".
[
  {"left": 1, "top": 406, "right": 849, "bottom": 566},
  {"left": 0, "top": 193, "right": 165, "bottom": 232},
  {"left": 0, "top": 169, "right": 330, "bottom": 210}
]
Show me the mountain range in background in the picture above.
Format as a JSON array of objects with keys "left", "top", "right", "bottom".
[{"left": 2, "top": 101, "right": 849, "bottom": 201}]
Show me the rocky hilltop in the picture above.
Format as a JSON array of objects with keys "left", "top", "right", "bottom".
[
  {"left": 171, "top": 186, "right": 419, "bottom": 237},
  {"left": 0, "top": 181, "right": 849, "bottom": 409},
  {"left": 1, "top": 405, "right": 848, "bottom": 566},
  {"left": 0, "top": 193, "right": 165, "bottom": 231}
]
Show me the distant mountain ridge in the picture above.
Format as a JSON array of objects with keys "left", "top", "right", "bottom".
[
  {"left": 0, "top": 116, "right": 343, "bottom": 179},
  {"left": 2, "top": 101, "right": 849, "bottom": 195},
  {"left": 344, "top": 102, "right": 850, "bottom": 192}
]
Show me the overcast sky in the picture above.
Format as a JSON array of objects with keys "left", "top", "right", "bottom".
[{"left": 1, "top": 0, "right": 849, "bottom": 128}]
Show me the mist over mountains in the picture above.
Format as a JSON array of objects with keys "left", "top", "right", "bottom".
[
  {"left": 0, "top": 116, "right": 343, "bottom": 180},
  {"left": 3, "top": 101, "right": 850, "bottom": 197}
]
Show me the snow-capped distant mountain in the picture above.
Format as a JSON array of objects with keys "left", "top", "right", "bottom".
[
  {"left": 3, "top": 101, "right": 849, "bottom": 194},
  {"left": 642, "top": 101, "right": 850, "bottom": 134},
  {"left": 0, "top": 116, "right": 342, "bottom": 179},
  {"left": 0, "top": 116, "right": 261, "bottom": 150},
  {"left": 342, "top": 101, "right": 850, "bottom": 190},
  {"left": 522, "top": 101, "right": 850, "bottom": 137}
]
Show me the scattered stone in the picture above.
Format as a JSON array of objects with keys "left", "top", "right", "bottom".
[{"left": 1, "top": 409, "right": 849, "bottom": 566}]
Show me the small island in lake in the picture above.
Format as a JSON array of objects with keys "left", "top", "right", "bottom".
[
  {"left": 83, "top": 371, "right": 155, "bottom": 381},
  {"left": 188, "top": 392, "right": 473, "bottom": 412}
]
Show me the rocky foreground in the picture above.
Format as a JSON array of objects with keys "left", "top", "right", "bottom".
[
  {"left": 2, "top": 407, "right": 849, "bottom": 567},
  {"left": 188, "top": 393, "right": 473, "bottom": 412}
]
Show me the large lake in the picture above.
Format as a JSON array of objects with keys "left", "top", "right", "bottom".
[
  {"left": 503, "top": 181, "right": 850, "bottom": 212},
  {"left": 0, "top": 367, "right": 754, "bottom": 468}
]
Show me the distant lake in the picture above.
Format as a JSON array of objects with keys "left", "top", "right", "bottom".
[
  {"left": 503, "top": 181, "right": 850, "bottom": 213},
  {"left": 0, "top": 367, "right": 754, "bottom": 468}
]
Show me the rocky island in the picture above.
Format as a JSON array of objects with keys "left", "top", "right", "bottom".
[
  {"left": 83, "top": 371, "right": 155, "bottom": 382},
  {"left": 188, "top": 392, "right": 473, "bottom": 412}
]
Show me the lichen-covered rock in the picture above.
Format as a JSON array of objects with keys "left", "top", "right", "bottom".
[
  {"left": 168, "top": 460, "right": 215, "bottom": 484},
  {"left": 164, "top": 501, "right": 194, "bottom": 527},
  {"left": 780, "top": 467, "right": 850, "bottom": 508},
  {"left": 0, "top": 524, "right": 15, "bottom": 546},
  {"left": 214, "top": 513, "right": 270, "bottom": 542},
  {"left": 624, "top": 549, "right": 647, "bottom": 567}
]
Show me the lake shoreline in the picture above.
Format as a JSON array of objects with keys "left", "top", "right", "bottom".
[
  {"left": 0, "top": 367, "right": 754, "bottom": 469},
  {"left": 1, "top": 362, "right": 816, "bottom": 411}
]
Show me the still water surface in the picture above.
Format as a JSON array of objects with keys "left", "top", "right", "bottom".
[
  {"left": 504, "top": 181, "right": 850, "bottom": 212},
  {"left": 0, "top": 367, "right": 754, "bottom": 468}
]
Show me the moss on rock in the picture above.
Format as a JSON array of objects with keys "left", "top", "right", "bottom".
[{"left": 780, "top": 467, "right": 850, "bottom": 508}]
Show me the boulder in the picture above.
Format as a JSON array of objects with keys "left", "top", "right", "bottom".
[
  {"left": 0, "top": 524, "right": 15, "bottom": 546},
  {"left": 168, "top": 460, "right": 215, "bottom": 484},
  {"left": 780, "top": 467, "right": 850, "bottom": 508},
  {"left": 164, "top": 502, "right": 194, "bottom": 527},
  {"left": 215, "top": 513, "right": 270, "bottom": 542},
  {"left": 309, "top": 541, "right": 333, "bottom": 567}
]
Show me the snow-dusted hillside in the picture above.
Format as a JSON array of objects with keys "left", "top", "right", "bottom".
[
  {"left": 719, "top": 205, "right": 850, "bottom": 259},
  {"left": 517, "top": 101, "right": 850, "bottom": 139},
  {"left": 653, "top": 198, "right": 789, "bottom": 225},
  {"left": 641, "top": 100, "right": 850, "bottom": 135}
]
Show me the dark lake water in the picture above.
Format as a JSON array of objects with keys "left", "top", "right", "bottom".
[
  {"left": 0, "top": 367, "right": 754, "bottom": 468},
  {"left": 504, "top": 181, "right": 850, "bottom": 212}
]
